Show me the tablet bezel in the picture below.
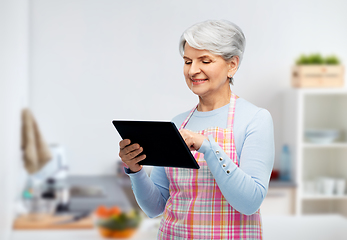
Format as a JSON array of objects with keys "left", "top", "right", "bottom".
[{"left": 112, "top": 120, "right": 200, "bottom": 169}]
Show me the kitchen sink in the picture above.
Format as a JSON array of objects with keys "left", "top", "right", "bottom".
[
  {"left": 69, "top": 185, "right": 105, "bottom": 198},
  {"left": 66, "top": 176, "right": 132, "bottom": 213}
]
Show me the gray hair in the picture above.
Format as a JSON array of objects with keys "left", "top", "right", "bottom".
[{"left": 179, "top": 20, "right": 246, "bottom": 66}]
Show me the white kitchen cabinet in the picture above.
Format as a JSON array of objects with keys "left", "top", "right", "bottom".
[
  {"left": 261, "top": 186, "right": 296, "bottom": 216},
  {"left": 283, "top": 89, "right": 347, "bottom": 216}
]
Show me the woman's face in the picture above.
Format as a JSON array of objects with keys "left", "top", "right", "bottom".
[{"left": 183, "top": 44, "right": 236, "bottom": 98}]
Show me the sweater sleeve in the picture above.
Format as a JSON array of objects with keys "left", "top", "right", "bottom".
[
  {"left": 198, "top": 109, "right": 274, "bottom": 215},
  {"left": 125, "top": 166, "right": 169, "bottom": 218}
]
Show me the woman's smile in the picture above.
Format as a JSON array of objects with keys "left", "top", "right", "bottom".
[{"left": 191, "top": 78, "right": 208, "bottom": 85}]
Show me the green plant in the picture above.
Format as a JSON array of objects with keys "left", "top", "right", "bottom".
[
  {"left": 325, "top": 55, "right": 340, "bottom": 65},
  {"left": 296, "top": 54, "right": 341, "bottom": 65}
]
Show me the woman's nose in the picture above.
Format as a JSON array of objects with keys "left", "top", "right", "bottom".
[{"left": 189, "top": 62, "right": 201, "bottom": 77}]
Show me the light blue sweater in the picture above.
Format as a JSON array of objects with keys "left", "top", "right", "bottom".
[{"left": 126, "top": 98, "right": 274, "bottom": 217}]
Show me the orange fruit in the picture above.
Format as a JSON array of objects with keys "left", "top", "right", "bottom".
[
  {"left": 109, "top": 206, "right": 121, "bottom": 217},
  {"left": 95, "top": 205, "right": 110, "bottom": 218}
]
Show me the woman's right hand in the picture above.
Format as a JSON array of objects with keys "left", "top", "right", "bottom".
[{"left": 119, "top": 139, "right": 146, "bottom": 173}]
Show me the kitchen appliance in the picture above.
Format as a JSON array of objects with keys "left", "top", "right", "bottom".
[
  {"left": 27, "top": 144, "right": 70, "bottom": 212},
  {"left": 31, "top": 144, "right": 69, "bottom": 180}
]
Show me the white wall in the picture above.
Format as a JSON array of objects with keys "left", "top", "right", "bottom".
[
  {"left": 29, "top": 0, "right": 347, "bottom": 175},
  {"left": 0, "top": 0, "right": 29, "bottom": 239}
]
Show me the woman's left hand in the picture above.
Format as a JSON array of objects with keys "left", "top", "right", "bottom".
[{"left": 179, "top": 129, "right": 208, "bottom": 151}]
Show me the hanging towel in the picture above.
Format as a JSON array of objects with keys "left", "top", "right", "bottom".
[{"left": 21, "top": 108, "right": 52, "bottom": 174}]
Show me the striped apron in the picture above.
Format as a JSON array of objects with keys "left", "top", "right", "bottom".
[{"left": 157, "top": 93, "right": 262, "bottom": 239}]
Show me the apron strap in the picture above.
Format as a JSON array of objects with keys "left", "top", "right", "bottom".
[
  {"left": 179, "top": 105, "right": 197, "bottom": 130},
  {"left": 226, "top": 92, "right": 237, "bottom": 129}
]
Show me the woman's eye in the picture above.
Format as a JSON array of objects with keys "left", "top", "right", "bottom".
[{"left": 185, "top": 61, "right": 192, "bottom": 65}]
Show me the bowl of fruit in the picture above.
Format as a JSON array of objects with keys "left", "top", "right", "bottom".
[{"left": 94, "top": 205, "right": 142, "bottom": 239}]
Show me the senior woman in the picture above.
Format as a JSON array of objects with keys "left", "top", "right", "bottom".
[{"left": 119, "top": 19, "right": 274, "bottom": 240}]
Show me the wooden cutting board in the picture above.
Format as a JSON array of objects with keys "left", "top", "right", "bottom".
[{"left": 13, "top": 214, "right": 94, "bottom": 230}]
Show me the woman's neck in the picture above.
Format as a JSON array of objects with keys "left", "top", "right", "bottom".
[{"left": 197, "top": 88, "right": 232, "bottom": 112}]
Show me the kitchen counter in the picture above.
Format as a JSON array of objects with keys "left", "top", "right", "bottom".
[
  {"left": 12, "top": 215, "right": 347, "bottom": 240},
  {"left": 11, "top": 217, "right": 160, "bottom": 240},
  {"left": 264, "top": 215, "right": 347, "bottom": 240}
]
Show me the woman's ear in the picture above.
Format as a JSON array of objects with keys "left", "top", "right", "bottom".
[{"left": 228, "top": 56, "right": 240, "bottom": 77}]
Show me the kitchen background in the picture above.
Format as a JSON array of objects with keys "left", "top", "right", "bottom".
[{"left": 1, "top": 0, "right": 347, "bottom": 239}]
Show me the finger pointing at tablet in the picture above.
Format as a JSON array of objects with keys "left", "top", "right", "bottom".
[
  {"left": 179, "top": 129, "right": 208, "bottom": 151},
  {"left": 119, "top": 139, "right": 146, "bottom": 173}
]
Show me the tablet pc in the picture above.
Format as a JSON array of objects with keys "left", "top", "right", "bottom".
[{"left": 112, "top": 120, "right": 200, "bottom": 169}]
